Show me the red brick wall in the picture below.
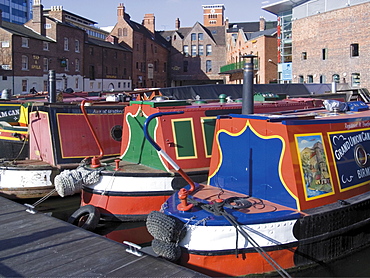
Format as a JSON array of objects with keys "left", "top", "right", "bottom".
[{"left": 292, "top": 2, "right": 370, "bottom": 88}]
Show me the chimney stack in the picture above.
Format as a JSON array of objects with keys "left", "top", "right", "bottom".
[
  {"left": 175, "top": 18, "right": 180, "bottom": 30},
  {"left": 117, "top": 3, "right": 130, "bottom": 21},
  {"left": 142, "top": 13, "right": 155, "bottom": 33},
  {"left": 259, "top": 16, "right": 266, "bottom": 31},
  {"left": 32, "top": 0, "right": 45, "bottom": 35}
]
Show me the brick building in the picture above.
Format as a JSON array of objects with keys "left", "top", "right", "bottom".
[
  {"left": 109, "top": 3, "right": 169, "bottom": 89},
  {"left": 223, "top": 18, "right": 278, "bottom": 84},
  {"left": 292, "top": 1, "right": 370, "bottom": 88},
  {"left": 0, "top": 1, "right": 132, "bottom": 94},
  {"left": 159, "top": 4, "right": 228, "bottom": 86},
  {"left": 263, "top": 0, "right": 370, "bottom": 89}
]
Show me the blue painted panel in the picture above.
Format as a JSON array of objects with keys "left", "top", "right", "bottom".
[{"left": 209, "top": 125, "right": 297, "bottom": 209}]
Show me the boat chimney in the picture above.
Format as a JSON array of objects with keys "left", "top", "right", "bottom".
[
  {"left": 48, "top": 70, "right": 56, "bottom": 103},
  {"left": 331, "top": 81, "right": 337, "bottom": 94},
  {"left": 241, "top": 55, "right": 256, "bottom": 114}
]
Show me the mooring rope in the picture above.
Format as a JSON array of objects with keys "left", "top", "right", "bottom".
[
  {"left": 31, "top": 188, "right": 57, "bottom": 207},
  {"left": 189, "top": 199, "right": 292, "bottom": 278}
]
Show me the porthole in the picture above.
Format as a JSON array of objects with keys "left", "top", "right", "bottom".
[
  {"left": 354, "top": 144, "right": 368, "bottom": 167},
  {"left": 110, "top": 125, "right": 122, "bottom": 141}
]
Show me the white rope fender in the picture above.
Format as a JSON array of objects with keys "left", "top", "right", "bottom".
[{"left": 54, "top": 166, "right": 101, "bottom": 197}]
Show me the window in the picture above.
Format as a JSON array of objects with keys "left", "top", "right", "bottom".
[
  {"left": 332, "top": 74, "right": 340, "bottom": 83},
  {"left": 123, "top": 28, "right": 127, "bottom": 36},
  {"left": 118, "top": 28, "right": 122, "bottom": 37},
  {"left": 183, "top": 61, "right": 188, "bottom": 72},
  {"left": 320, "top": 75, "right": 326, "bottom": 83},
  {"left": 206, "top": 44, "right": 212, "bottom": 56},
  {"left": 299, "top": 75, "right": 304, "bottom": 83},
  {"left": 198, "top": 33, "right": 204, "bottom": 40},
  {"left": 75, "top": 40, "right": 80, "bottom": 52},
  {"left": 198, "top": 45, "right": 203, "bottom": 56},
  {"left": 43, "top": 41, "right": 49, "bottom": 51},
  {"left": 183, "top": 45, "right": 189, "bottom": 56},
  {"left": 43, "top": 58, "right": 48, "bottom": 72},
  {"left": 307, "top": 75, "right": 313, "bottom": 83},
  {"left": 65, "top": 58, "right": 69, "bottom": 71},
  {"left": 22, "top": 80, "right": 28, "bottom": 92},
  {"left": 301, "top": 52, "right": 307, "bottom": 60},
  {"left": 64, "top": 38, "right": 69, "bottom": 51},
  {"left": 21, "top": 55, "right": 28, "bottom": 70},
  {"left": 206, "top": 60, "right": 212, "bottom": 72},
  {"left": 89, "top": 47, "right": 94, "bottom": 55},
  {"left": 191, "top": 33, "right": 196, "bottom": 41},
  {"left": 191, "top": 45, "right": 196, "bottom": 56},
  {"left": 322, "top": 48, "right": 328, "bottom": 60},
  {"left": 21, "top": 37, "right": 29, "bottom": 47},
  {"left": 351, "top": 43, "right": 359, "bottom": 57},
  {"left": 75, "top": 58, "right": 80, "bottom": 72},
  {"left": 351, "top": 73, "right": 360, "bottom": 87}
]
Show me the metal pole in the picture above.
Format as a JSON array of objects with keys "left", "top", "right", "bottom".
[
  {"left": 242, "top": 55, "right": 256, "bottom": 115},
  {"left": 48, "top": 70, "right": 56, "bottom": 103}
]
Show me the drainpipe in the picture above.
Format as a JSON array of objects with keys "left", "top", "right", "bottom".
[{"left": 241, "top": 54, "right": 256, "bottom": 115}]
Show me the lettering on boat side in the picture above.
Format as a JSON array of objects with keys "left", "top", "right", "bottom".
[
  {"left": 329, "top": 128, "right": 370, "bottom": 191},
  {"left": 0, "top": 109, "right": 20, "bottom": 119}
]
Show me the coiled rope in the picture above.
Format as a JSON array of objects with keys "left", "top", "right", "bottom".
[{"left": 54, "top": 166, "right": 100, "bottom": 197}]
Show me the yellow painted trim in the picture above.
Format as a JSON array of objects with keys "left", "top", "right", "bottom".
[
  {"left": 200, "top": 116, "right": 216, "bottom": 158},
  {"left": 208, "top": 119, "right": 300, "bottom": 209},
  {"left": 171, "top": 117, "right": 198, "bottom": 160}
]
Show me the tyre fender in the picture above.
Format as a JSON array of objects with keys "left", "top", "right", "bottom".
[{"left": 68, "top": 205, "right": 100, "bottom": 231}]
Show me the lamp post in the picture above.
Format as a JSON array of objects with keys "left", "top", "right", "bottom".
[{"left": 241, "top": 54, "right": 256, "bottom": 115}]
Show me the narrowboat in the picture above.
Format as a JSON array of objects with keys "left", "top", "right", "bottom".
[
  {"left": 147, "top": 99, "right": 370, "bottom": 276},
  {"left": 65, "top": 96, "right": 323, "bottom": 228},
  {"left": 0, "top": 100, "right": 125, "bottom": 199}
]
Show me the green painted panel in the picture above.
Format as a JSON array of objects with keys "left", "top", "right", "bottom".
[
  {"left": 173, "top": 120, "right": 195, "bottom": 158},
  {"left": 122, "top": 114, "right": 166, "bottom": 171},
  {"left": 202, "top": 118, "right": 216, "bottom": 156}
]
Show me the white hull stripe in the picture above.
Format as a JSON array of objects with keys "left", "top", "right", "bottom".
[
  {"left": 180, "top": 219, "right": 298, "bottom": 251},
  {"left": 84, "top": 175, "right": 175, "bottom": 192}
]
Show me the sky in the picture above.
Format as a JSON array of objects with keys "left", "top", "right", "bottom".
[{"left": 40, "top": 0, "right": 277, "bottom": 30}]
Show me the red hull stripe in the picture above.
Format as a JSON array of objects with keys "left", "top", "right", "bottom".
[{"left": 180, "top": 247, "right": 296, "bottom": 276}]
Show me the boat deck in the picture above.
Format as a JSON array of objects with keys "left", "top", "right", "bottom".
[{"left": 0, "top": 196, "right": 207, "bottom": 277}]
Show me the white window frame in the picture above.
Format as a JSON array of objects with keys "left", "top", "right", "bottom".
[
  {"left": 64, "top": 37, "right": 69, "bottom": 51},
  {"left": 21, "top": 37, "right": 29, "bottom": 48},
  {"left": 21, "top": 55, "right": 28, "bottom": 70}
]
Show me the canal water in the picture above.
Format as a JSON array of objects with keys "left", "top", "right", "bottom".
[{"left": 18, "top": 195, "right": 370, "bottom": 277}]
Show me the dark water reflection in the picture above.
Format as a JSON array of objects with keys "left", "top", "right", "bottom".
[{"left": 20, "top": 195, "right": 370, "bottom": 277}]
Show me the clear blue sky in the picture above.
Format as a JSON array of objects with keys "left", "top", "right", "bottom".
[{"left": 40, "top": 0, "right": 277, "bottom": 30}]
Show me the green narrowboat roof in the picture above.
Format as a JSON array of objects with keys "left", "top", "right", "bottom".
[{"left": 129, "top": 100, "right": 190, "bottom": 107}]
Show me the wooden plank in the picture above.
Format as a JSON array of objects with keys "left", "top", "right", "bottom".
[{"left": 0, "top": 197, "right": 207, "bottom": 277}]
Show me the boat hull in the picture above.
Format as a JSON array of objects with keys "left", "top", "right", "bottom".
[
  {"left": 81, "top": 170, "right": 208, "bottom": 221},
  {"left": 0, "top": 161, "right": 59, "bottom": 199}
]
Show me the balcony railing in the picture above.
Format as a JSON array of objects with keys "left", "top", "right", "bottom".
[{"left": 220, "top": 59, "right": 259, "bottom": 74}]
